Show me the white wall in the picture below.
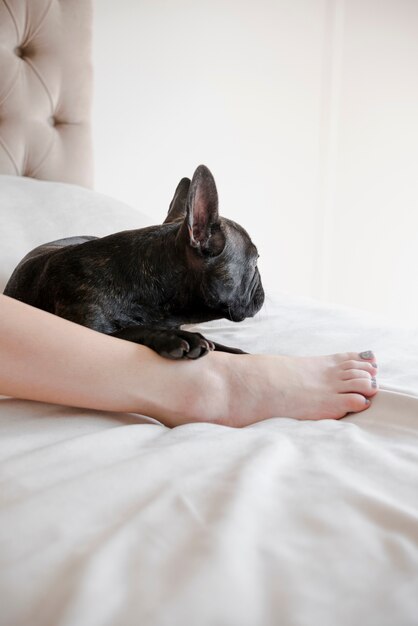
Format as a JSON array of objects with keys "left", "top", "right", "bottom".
[{"left": 92, "top": 0, "right": 418, "bottom": 326}]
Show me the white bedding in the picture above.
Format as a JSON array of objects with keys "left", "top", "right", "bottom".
[{"left": 0, "top": 177, "right": 417, "bottom": 626}]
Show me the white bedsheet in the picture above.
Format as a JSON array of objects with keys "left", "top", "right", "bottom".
[{"left": 1, "top": 292, "right": 417, "bottom": 626}]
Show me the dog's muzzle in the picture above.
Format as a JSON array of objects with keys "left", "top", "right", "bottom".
[{"left": 226, "top": 278, "right": 265, "bottom": 322}]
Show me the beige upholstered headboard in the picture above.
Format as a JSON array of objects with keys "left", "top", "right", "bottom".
[{"left": 0, "top": 0, "right": 93, "bottom": 187}]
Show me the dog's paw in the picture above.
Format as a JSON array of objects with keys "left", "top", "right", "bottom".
[
  {"left": 110, "top": 326, "right": 215, "bottom": 359},
  {"left": 159, "top": 330, "right": 215, "bottom": 359}
]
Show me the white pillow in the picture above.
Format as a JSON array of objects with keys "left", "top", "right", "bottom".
[{"left": 0, "top": 176, "right": 152, "bottom": 292}]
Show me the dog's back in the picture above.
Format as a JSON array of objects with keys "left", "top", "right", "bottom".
[{"left": 4, "top": 236, "right": 97, "bottom": 306}]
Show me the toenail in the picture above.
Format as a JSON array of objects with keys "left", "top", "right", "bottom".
[
  {"left": 372, "top": 363, "right": 378, "bottom": 368},
  {"left": 359, "top": 350, "right": 375, "bottom": 360},
  {"left": 371, "top": 377, "right": 377, "bottom": 388},
  {"left": 365, "top": 398, "right": 371, "bottom": 405}
]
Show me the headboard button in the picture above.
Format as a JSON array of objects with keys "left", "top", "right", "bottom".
[
  {"left": 14, "top": 46, "right": 24, "bottom": 58},
  {"left": 48, "top": 116, "right": 57, "bottom": 127}
]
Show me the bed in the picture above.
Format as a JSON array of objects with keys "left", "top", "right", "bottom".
[{"left": 1, "top": 2, "right": 417, "bottom": 626}]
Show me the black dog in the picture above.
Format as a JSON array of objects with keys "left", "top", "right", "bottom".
[{"left": 4, "top": 165, "right": 264, "bottom": 359}]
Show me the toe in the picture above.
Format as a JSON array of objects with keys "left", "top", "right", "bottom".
[
  {"left": 358, "top": 350, "right": 376, "bottom": 361},
  {"left": 341, "top": 393, "right": 372, "bottom": 414},
  {"left": 353, "top": 351, "right": 377, "bottom": 367},
  {"left": 340, "top": 368, "right": 372, "bottom": 381},
  {"left": 338, "top": 351, "right": 377, "bottom": 365},
  {"left": 340, "top": 359, "right": 377, "bottom": 374},
  {"left": 340, "top": 377, "right": 378, "bottom": 396}
]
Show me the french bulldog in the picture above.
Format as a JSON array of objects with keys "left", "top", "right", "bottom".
[{"left": 4, "top": 165, "right": 264, "bottom": 359}]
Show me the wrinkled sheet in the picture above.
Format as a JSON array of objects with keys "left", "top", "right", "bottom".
[{"left": 1, "top": 292, "right": 417, "bottom": 626}]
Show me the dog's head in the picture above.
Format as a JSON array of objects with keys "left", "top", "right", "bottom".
[{"left": 164, "top": 165, "right": 264, "bottom": 322}]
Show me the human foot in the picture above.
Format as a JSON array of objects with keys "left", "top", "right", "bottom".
[{"left": 215, "top": 350, "right": 379, "bottom": 426}]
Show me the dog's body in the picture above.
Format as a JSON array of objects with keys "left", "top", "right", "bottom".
[{"left": 4, "top": 166, "right": 264, "bottom": 358}]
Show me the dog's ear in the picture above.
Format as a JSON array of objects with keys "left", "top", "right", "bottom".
[
  {"left": 164, "top": 177, "right": 191, "bottom": 223},
  {"left": 184, "top": 165, "right": 224, "bottom": 253}
]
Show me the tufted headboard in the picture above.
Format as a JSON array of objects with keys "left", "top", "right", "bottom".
[{"left": 0, "top": 0, "right": 93, "bottom": 187}]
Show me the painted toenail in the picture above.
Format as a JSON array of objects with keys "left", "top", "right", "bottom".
[
  {"left": 371, "top": 377, "right": 377, "bottom": 388},
  {"left": 372, "top": 363, "right": 378, "bottom": 368},
  {"left": 365, "top": 398, "right": 371, "bottom": 405},
  {"left": 359, "top": 350, "right": 375, "bottom": 360}
]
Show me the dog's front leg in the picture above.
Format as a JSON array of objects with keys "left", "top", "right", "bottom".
[{"left": 210, "top": 342, "right": 247, "bottom": 355}]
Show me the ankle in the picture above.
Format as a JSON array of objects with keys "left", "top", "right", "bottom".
[
  {"left": 131, "top": 351, "right": 231, "bottom": 428},
  {"left": 182, "top": 355, "right": 231, "bottom": 426},
  {"left": 204, "top": 353, "right": 263, "bottom": 427}
]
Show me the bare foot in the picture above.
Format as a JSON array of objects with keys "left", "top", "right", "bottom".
[{"left": 211, "top": 350, "right": 379, "bottom": 427}]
